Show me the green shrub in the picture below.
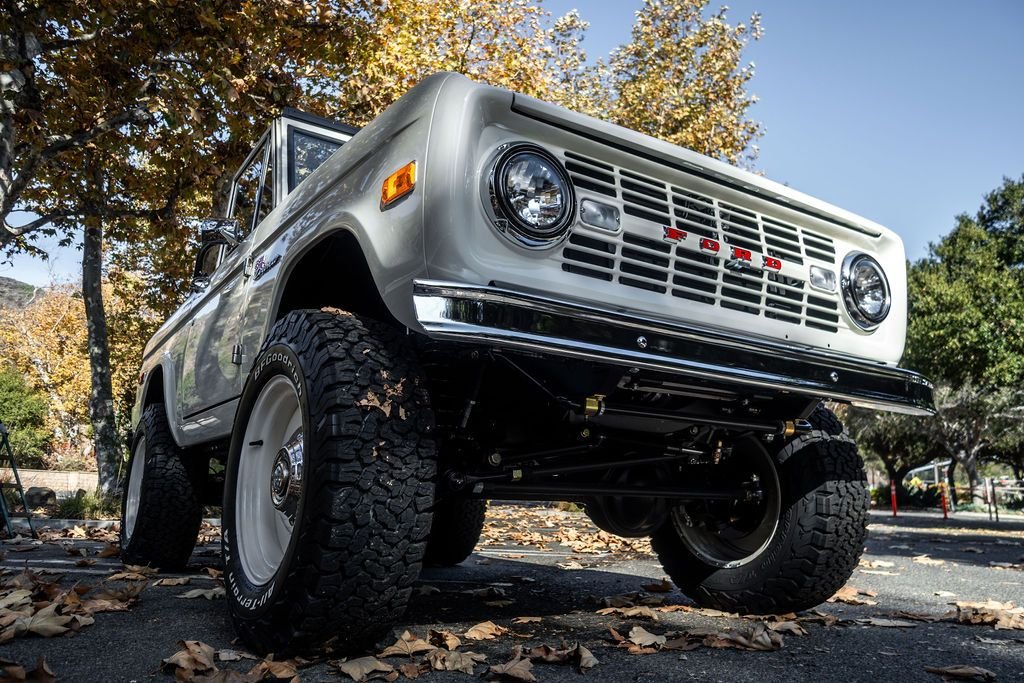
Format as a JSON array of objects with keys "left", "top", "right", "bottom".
[
  {"left": 55, "top": 489, "right": 119, "bottom": 520},
  {"left": 0, "top": 367, "right": 51, "bottom": 469}
]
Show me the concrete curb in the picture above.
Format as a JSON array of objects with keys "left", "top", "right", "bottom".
[{"left": 8, "top": 518, "right": 222, "bottom": 531}]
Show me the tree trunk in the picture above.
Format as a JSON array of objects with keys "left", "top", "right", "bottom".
[
  {"left": 945, "top": 460, "right": 958, "bottom": 507},
  {"left": 82, "top": 216, "right": 119, "bottom": 494},
  {"left": 962, "top": 456, "right": 981, "bottom": 503}
]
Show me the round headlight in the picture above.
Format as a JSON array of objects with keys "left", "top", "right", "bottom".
[
  {"left": 841, "top": 253, "right": 891, "bottom": 329},
  {"left": 488, "top": 144, "right": 575, "bottom": 249}
]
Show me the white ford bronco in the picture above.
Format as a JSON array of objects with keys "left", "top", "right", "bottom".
[{"left": 121, "top": 72, "right": 934, "bottom": 652}]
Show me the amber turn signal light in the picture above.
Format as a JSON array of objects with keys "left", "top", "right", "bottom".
[{"left": 381, "top": 161, "right": 416, "bottom": 208}]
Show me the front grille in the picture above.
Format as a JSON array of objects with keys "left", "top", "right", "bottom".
[{"left": 561, "top": 152, "right": 841, "bottom": 334}]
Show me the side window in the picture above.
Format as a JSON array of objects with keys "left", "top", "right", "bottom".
[
  {"left": 231, "top": 142, "right": 266, "bottom": 236},
  {"left": 289, "top": 129, "right": 342, "bottom": 191},
  {"left": 259, "top": 149, "right": 274, "bottom": 224}
]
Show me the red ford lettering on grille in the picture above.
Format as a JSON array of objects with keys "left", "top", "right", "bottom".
[
  {"left": 663, "top": 226, "right": 687, "bottom": 242},
  {"left": 700, "top": 238, "right": 720, "bottom": 254},
  {"left": 730, "top": 246, "right": 752, "bottom": 262},
  {"left": 762, "top": 256, "right": 783, "bottom": 271}
]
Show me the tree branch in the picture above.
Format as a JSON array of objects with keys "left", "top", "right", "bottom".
[
  {"left": 41, "top": 104, "right": 150, "bottom": 159},
  {"left": 40, "top": 30, "right": 100, "bottom": 53}
]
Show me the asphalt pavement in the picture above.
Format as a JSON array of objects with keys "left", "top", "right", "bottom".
[{"left": 1, "top": 508, "right": 1022, "bottom": 682}]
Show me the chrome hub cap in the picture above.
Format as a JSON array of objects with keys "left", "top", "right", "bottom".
[
  {"left": 236, "top": 375, "right": 304, "bottom": 586},
  {"left": 269, "top": 431, "right": 303, "bottom": 523}
]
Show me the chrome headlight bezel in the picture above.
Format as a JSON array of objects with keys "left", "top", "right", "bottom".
[
  {"left": 486, "top": 143, "right": 576, "bottom": 250},
  {"left": 841, "top": 252, "right": 891, "bottom": 330}
]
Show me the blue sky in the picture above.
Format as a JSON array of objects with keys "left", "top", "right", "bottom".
[
  {"left": 4, "top": 0, "right": 1022, "bottom": 286},
  {"left": 546, "top": 0, "right": 1024, "bottom": 262}
]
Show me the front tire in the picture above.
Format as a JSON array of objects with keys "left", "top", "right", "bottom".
[
  {"left": 652, "top": 407, "right": 869, "bottom": 614},
  {"left": 120, "top": 404, "right": 202, "bottom": 570},
  {"left": 223, "top": 309, "right": 436, "bottom": 653}
]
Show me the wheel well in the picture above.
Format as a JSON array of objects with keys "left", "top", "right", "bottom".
[
  {"left": 275, "top": 230, "right": 392, "bottom": 323},
  {"left": 143, "top": 366, "right": 165, "bottom": 409}
]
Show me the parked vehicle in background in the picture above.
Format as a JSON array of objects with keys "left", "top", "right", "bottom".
[{"left": 120, "top": 73, "right": 934, "bottom": 652}]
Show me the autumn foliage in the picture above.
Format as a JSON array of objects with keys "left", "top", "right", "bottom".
[{"left": 2, "top": 0, "right": 763, "bottom": 473}]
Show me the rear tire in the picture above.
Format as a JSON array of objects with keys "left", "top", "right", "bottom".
[
  {"left": 424, "top": 498, "right": 486, "bottom": 566},
  {"left": 223, "top": 309, "right": 436, "bottom": 653},
  {"left": 652, "top": 406, "right": 868, "bottom": 614},
  {"left": 120, "top": 404, "right": 202, "bottom": 570}
]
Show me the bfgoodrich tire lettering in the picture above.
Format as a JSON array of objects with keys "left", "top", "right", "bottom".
[
  {"left": 119, "top": 403, "right": 202, "bottom": 570},
  {"left": 223, "top": 309, "right": 436, "bottom": 653},
  {"left": 652, "top": 406, "right": 869, "bottom": 614}
]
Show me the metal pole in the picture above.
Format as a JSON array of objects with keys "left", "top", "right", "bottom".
[
  {"left": 991, "top": 478, "right": 999, "bottom": 523},
  {"left": 890, "top": 480, "right": 898, "bottom": 517}
]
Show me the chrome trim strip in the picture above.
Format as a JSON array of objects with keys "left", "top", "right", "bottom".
[{"left": 412, "top": 280, "right": 935, "bottom": 416}]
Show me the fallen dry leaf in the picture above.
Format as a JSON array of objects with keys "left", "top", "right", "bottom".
[
  {"left": 892, "top": 611, "right": 943, "bottom": 623},
  {"left": 829, "top": 586, "right": 878, "bottom": 606},
  {"left": 153, "top": 577, "right": 190, "bottom": 587},
  {"left": 162, "top": 640, "right": 216, "bottom": 680},
  {"left": 627, "top": 625, "right": 666, "bottom": 648},
  {"left": 954, "top": 600, "right": 1024, "bottom": 630},
  {"left": 855, "top": 617, "right": 918, "bottom": 628},
  {"left": 177, "top": 586, "right": 225, "bottom": 600},
  {"left": 428, "top": 629, "right": 462, "bottom": 650},
  {"left": 596, "top": 605, "right": 660, "bottom": 621},
  {"left": 335, "top": 656, "right": 394, "bottom": 682},
  {"left": 26, "top": 656, "right": 56, "bottom": 683},
  {"left": 399, "top": 661, "right": 428, "bottom": 679},
  {"left": 769, "top": 620, "right": 808, "bottom": 636},
  {"left": 511, "top": 616, "right": 542, "bottom": 625},
  {"left": 923, "top": 664, "right": 996, "bottom": 681},
  {"left": 464, "top": 620, "right": 508, "bottom": 641},
  {"left": 378, "top": 630, "right": 435, "bottom": 658},
  {"left": 248, "top": 658, "right": 300, "bottom": 681},
  {"left": 96, "top": 543, "right": 119, "bottom": 558},
  {"left": 426, "top": 649, "right": 487, "bottom": 675},
  {"left": 703, "top": 623, "right": 783, "bottom": 652},
  {"left": 860, "top": 559, "right": 896, "bottom": 569},
  {"left": 488, "top": 653, "right": 535, "bottom": 682},
  {"left": 216, "top": 649, "right": 257, "bottom": 662}
]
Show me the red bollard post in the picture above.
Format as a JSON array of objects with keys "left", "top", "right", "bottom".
[
  {"left": 890, "top": 480, "right": 898, "bottom": 517},
  {"left": 940, "top": 482, "right": 949, "bottom": 520}
]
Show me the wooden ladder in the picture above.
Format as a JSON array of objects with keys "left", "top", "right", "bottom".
[{"left": 0, "top": 422, "right": 37, "bottom": 539}]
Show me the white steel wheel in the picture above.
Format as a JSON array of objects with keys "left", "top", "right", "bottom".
[
  {"left": 223, "top": 309, "right": 436, "bottom": 655},
  {"left": 123, "top": 436, "right": 146, "bottom": 542},
  {"left": 235, "top": 375, "right": 304, "bottom": 587}
]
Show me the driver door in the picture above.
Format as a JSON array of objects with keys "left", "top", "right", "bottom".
[{"left": 177, "top": 132, "right": 276, "bottom": 432}]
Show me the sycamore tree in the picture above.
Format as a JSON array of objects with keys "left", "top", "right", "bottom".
[
  {"left": 0, "top": 0, "right": 371, "bottom": 490},
  {"left": 849, "top": 177, "right": 1024, "bottom": 501},
  {"left": 845, "top": 407, "right": 941, "bottom": 493},
  {"left": 3, "top": 0, "right": 764, "bottom": 490}
]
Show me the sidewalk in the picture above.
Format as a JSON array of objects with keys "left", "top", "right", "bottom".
[{"left": 869, "top": 508, "right": 1024, "bottom": 532}]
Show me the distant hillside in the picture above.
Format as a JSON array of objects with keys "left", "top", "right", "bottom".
[{"left": 0, "top": 276, "right": 40, "bottom": 309}]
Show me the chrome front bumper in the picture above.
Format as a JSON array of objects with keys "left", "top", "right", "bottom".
[{"left": 412, "top": 280, "right": 935, "bottom": 416}]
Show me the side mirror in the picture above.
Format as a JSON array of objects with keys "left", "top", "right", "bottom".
[
  {"left": 199, "top": 217, "right": 241, "bottom": 248},
  {"left": 191, "top": 217, "right": 241, "bottom": 293}
]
